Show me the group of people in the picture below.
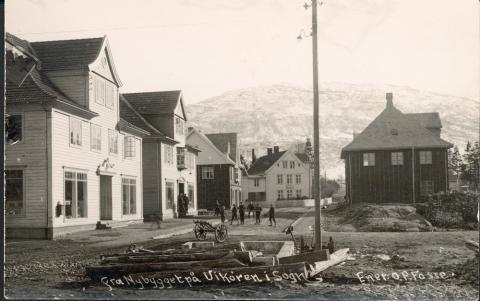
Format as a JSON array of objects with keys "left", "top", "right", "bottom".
[{"left": 214, "top": 200, "right": 276, "bottom": 226}]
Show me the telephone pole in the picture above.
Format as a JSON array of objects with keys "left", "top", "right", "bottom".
[{"left": 311, "top": 0, "right": 322, "bottom": 250}]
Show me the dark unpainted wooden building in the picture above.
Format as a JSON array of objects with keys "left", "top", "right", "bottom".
[{"left": 341, "top": 93, "right": 453, "bottom": 203}]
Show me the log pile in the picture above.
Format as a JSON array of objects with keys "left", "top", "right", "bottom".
[{"left": 86, "top": 243, "right": 350, "bottom": 287}]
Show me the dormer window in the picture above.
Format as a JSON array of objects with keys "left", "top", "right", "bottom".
[{"left": 390, "top": 129, "right": 398, "bottom": 136}]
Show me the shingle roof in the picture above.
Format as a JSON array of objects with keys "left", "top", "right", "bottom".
[
  {"left": 119, "top": 95, "right": 161, "bottom": 135},
  {"left": 405, "top": 113, "right": 442, "bottom": 129},
  {"left": 247, "top": 151, "right": 286, "bottom": 175},
  {"left": 122, "top": 91, "right": 183, "bottom": 117},
  {"left": 341, "top": 100, "right": 452, "bottom": 157},
  {"left": 5, "top": 33, "right": 97, "bottom": 117},
  {"left": 205, "top": 133, "right": 238, "bottom": 163},
  {"left": 30, "top": 37, "right": 104, "bottom": 71},
  {"left": 5, "top": 32, "right": 40, "bottom": 62}
]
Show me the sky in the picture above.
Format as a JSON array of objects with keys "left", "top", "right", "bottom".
[{"left": 6, "top": 0, "right": 480, "bottom": 104}]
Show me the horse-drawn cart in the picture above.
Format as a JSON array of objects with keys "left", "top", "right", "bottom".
[{"left": 193, "top": 220, "right": 228, "bottom": 242}]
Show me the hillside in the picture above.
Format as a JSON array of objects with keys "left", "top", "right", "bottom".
[{"left": 186, "top": 83, "right": 479, "bottom": 177}]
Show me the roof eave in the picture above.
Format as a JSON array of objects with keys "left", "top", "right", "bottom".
[{"left": 117, "top": 120, "right": 150, "bottom": 137}]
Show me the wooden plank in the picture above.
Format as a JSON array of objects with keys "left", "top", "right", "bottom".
[
  {"left": 310, "top": 248, "right": 349, "bottom": 277},
  {"left": 101, "top": 251, "right": 231, "bottom": 264},
  {"left": 87, "top": 258, "right": 246, "bottom": 278},
  {"left": 278, "top": 249, "right": 330, "bottom": 265}
]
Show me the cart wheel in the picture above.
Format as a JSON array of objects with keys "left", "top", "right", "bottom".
[
  {"left": 194, "top": 223, "right": 207, "bottom": 240},
  {"left": 215, "top": 224, "right": 228, "bottom": 243}
]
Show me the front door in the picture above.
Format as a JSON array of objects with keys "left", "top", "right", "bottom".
[{"left": 100, "top": 176, "right": 112, "bottom": 220}]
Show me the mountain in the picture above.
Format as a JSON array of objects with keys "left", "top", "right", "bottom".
[{"left": 186, "top": 83, "right": 479, "bottom": 178}]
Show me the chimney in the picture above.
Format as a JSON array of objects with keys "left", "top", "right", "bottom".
[
  {"left": 386, "top": 92, "right": 393, "bottom": 108},
  {"left": 267, "top": 148, "right": 273, "bottom": 155},
  {"left": 273, "top": 146, "right": 279, "bottom": 153},
  {"left": 251, "top": 149, "right": 256, "bottom": 164}
]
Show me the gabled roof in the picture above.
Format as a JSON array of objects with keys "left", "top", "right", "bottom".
[
  {"left": 30, "top": 37, "right": 104, "bottom": 71},
  {"left": 119, "top": 94, "right": 161, "bottom": 135},
  {"left": 405, "top": 113, "right": 442, "bottom": 129},
  {"left": 247, "top": 151, "right": 286, "bottom": 176},
  {"left": 205, "top": 133, "right": 238, "bottom": 163},
  {"left": 122, "top": 90, "right": 187, "bottom": 120},
  {"left": 341, "top": 96, "right": 452, "bottom": 158},
  {"left": 186, "top": 128, "right": 236, "bottom": 165}
]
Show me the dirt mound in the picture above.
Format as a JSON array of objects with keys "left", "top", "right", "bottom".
[{"left": 339, "top": 203, "right": 434, "bottom": 232}]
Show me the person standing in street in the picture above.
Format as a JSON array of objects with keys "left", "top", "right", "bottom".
[
  {"left": 230, "top": 204, "right": 239, "bottom": 225},
  {"left": 214, "top": 201, "right": 220, "bottom": 217},
  {"left": 238, "top": 202, "right": 245, "bottom": 225},
  {"left": 220, "top": 205, "right": 225, "bottom": 223},
  {"left": 248, "top": 201, "right": 254, "bottom": 218},
  {"left": 269, "top": 204, "right": 276, "bottom": 227},
  {"left": 255, "top": 203, "right": 262, "bottom": 225}
]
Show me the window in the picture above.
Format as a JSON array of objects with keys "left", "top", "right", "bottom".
[
  {"left": 175, "top": 117, "right": 184, "bottom": 135},
  {"left": 70, "top": 118, "right": 82, "bottom": 146},
  {"left": 94, "top": 77, "right": 105, "bottom": 105},
  {"left": 166, "top": 181, "right": 174, "bottom": 209},
  {"left": 124, "top": 136, "right": 136, "bottom": 157},
  {"left": 277, "top": 174, "right": 283, "bottom": 185},
  {"left": 277, "top": 190, "right": 284, "bottom": 200},
  {"left": 64, "top": 171, "right": 87, "bottom": 218},
  {"left": 420, "top": 151, "right": 432, "bottom": 165},
  {"left": 5, "top": 170, "right": 24, "bottom": 215},
  {"left": 290, "top": 161, "right": 295, "bottom": 168},
  {"left": 105, "top": 84, "right": 114, "bottom": 109},
  {"left": 185, "top": 152, "right": 195, "bottom": 170},
  {"left": 254, "top": 179, "right": 260, "bottom": 187},
  {"left": 287, "top": 189, "right": 293, "bottom": 199},
  {"left": 282, "top": 161, "right": 288, "bottom": 168},
  {"left": 296, "top": 174, "right": 302, "bottom": 184},
  {"left": 94, "top": 76, "right": 115, "bottom": 109},
  {"left": 90, "top": 124, "right": 102, "bottom": 151},
  {"left": 5, "top": 114, "right": 22, "bottom": 144},
  {"left": 420, "top": 180, "right": 434, "bottom": 196},
  {"left": 391, "top": 152, "right": 403, "bottom": 165},
  {"left": 363, "top": 153, "right": 375, "bottom": 166},
  {"left": 122, "top": 178, "right": 136, "bottom": 215},
  {"left": 164, "top": 145, "right": 174, "bottom": 165},
  {"left": 108, "top": 130, "right": 118, "bottom": 154},
  {"left": 177, "top": 147, "right": 186, "bottom": 168},
  {"left": 202, "top": 167, "right": 214, "bottom": 179},
  {"left": 287, "top": 174, "right": 293, "bottom": 184},
  {"left": 296, "top": 189, "right": 302, "bottom": 198}
]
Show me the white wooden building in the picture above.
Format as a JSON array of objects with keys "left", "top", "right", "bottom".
[
  {"left": 5, "top": 33, "right": 148, "bottom": 238},
  {"left": 242, "top": 146, "right": 313, "bottom": 206}
]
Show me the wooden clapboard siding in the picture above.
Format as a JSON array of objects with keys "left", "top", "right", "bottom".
[
  {"left": 197, "top": 164, "right": 232, "bottom": 210},
  {"left": 50, "top": 107, "right": 143, "bottom": 227},
  {"left": 142, "top": 142, "right": 161, "bottom": 216},
  {"left": 5, "top": 110, "right": 48, "bottom": 228},
  {"left": 345, "top": 148, "right": 448, "bottom": 203}
]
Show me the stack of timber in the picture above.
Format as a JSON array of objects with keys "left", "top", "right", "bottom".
[{"left": 86, "top": 243, "right": 351, "bottom": 286}]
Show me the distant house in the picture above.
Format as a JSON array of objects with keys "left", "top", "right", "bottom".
[
  {"left": 341, "top": 93, "right": 453, "bottom": 203},
  {"left": 242, "top": 144, "right": 313, "bottom": 206},
  {"left": 122, "top": 91, "right": 199, "bottom": 220},
  {"left": 5, "top": 33, "right": 147, "bottom": 238},
  {"left": 186, "top": 130, "right": 242, "bottom": 210}
]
